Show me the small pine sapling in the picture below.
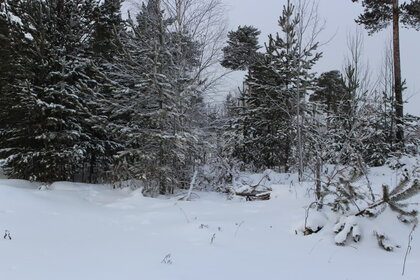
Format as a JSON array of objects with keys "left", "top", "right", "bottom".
[
  {"left": 336, "top": 173, "right": 418, "bottom": 250},
  {"left": 328, "top": 167, "right": 365, "bottom": 214},
  {"left": 306, "top": 165, "right": 419, "bottom": 251},
  {"left": 356, "top": 175, "right": 419, "bottom": 218}
]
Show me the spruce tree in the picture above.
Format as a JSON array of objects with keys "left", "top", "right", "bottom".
[
  {"left": 0, "top": 4, "right": 19, "bottom": 166},
  {"left": 112, "top": 0, "right": 204, "bottom": 194},
  {"left": 0, "top": 4, "right": 13, "bottom": 129},
  {"left": 88, "top": 0, "right": 126, "bottom": 182},
  {"left": 0, "top": 0, "right": 111, "bottom": 182},
  {"left": 92, "top": 0, "right": 123, "bottom": 60},
  {"left": 0, "top": 6, "right": 11, "bottom": 96}
]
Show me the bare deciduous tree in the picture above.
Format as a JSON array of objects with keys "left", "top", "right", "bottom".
[
  {"left": 161, "top": 0, "right": 228, "bottom": 92},
  {"left": 292, "top": 0, "right": 326, "bottom": 182},
  {"left": 342, "top": 28, "right": 376, "bottom": 123},
  {"left": 126, "top": 0, "right": 228, "bottom": 94}
]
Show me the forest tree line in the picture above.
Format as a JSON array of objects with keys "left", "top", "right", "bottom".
[{"left": 0, "top": 0, "right": 419, "bottom": 196}]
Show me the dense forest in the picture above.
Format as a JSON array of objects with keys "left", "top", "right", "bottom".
[
  {"left": 1, "top": 1, "right": 420, "bottom": 267},
  {"left": 0, "top": 0, "right": 419, "bottom": 198}
]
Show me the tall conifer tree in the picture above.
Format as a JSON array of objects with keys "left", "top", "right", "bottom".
[
  {"left": 0, "top": 0, "right": 110, "bottom": 182},
  {"left": 234, "top": 1, "right": 320, "bottom": 171},
  {"left": 112, "top": 0, "right": 204, "bottom": 194},
  {"left": 351, "top": 0, "right": 420, "bottom": 146}
]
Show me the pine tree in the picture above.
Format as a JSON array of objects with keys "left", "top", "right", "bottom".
[
  {"left": 219, "top": 25, "right": 261, "bottom": 169},
  {"left": 234, "top": 1, "right": 320, "bottom": 171},
  {"left": 309, "top": 70, "right": 354, "bottom": 166},
  {"left": 310, "top": 71, "right": 350, "bottom": 119},
  {"left": 221, "top": 25, "right": 261, "bottom": 71},
  {"left": 351, "top": 0, "right": 420, "bottom": 146}
]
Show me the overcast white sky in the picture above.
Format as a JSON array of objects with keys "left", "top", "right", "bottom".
[
  {"left": 122, "top": 0, "right": 419, "bottom": 115},
  {"left": 222, "top": 0, "right": 420, "bottom": 116}
]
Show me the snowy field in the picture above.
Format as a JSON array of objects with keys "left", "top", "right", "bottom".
[{"left": 0, "top": 166, "right": 419, "bottom": 280}]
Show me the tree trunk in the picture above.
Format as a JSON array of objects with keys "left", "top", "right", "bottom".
[
  {"left": 393, "top": 0, "right": 404, "bottom": 146},
  {"left": 315, "top": 154, "right": 322, "bottom": 200}
]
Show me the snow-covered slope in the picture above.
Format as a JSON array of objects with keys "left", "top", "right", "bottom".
[{"left": 0, "top": 170, "right": 419, "bottom": 280}]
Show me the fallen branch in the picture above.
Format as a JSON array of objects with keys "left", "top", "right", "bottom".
[{"left": 235, "top": 191, "right": 271, "bottom": 201}]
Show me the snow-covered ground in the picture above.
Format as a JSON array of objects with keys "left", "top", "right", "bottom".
[{"left": 0, "top": 166, "right": 419, "bottom": 280}]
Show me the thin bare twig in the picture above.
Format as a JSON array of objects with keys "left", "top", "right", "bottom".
[
  {"left": 402, "top": 223, "right": 417, "bottom": 276},
  {"left": 174, "top": 203, "right": 190, "bottom": 223},
  {"left": 234, "top": 221, "right": 244, "bottom": 237}
]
